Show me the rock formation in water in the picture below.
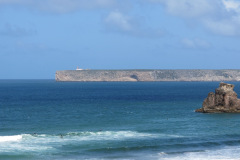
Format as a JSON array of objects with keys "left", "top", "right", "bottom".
[{"left": 196, "top": 82, "right": 240, "bottom": 113}]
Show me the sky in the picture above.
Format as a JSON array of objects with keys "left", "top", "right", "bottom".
[{"left": 1, "top": 0, "right": 240, "bottom": 79}]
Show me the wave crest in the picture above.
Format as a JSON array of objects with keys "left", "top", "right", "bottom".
[
  {"left": 65, "top": 131, "right": 158, "bottom": 141},
  {"left": 0, "top": 135, "right": 22, "bottom": 142}
]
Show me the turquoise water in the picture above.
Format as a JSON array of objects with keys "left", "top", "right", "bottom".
[{"left": 1, "top": 80, "right": 240, "bottom": 160}]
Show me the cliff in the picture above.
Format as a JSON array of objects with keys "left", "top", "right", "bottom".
[
  {"left": 55, "top": 70, "right": 240, "bottom": 82},
  {"left": 196, "top": 82, "right": 240, "bottom": 113}
]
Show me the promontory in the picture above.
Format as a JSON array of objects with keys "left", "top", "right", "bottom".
[
  {"left": 196, "top": 82, "right": 240, "bottom": 113},
  {"left": 56, "top": 69, "right": 240, "bottom": 82}
]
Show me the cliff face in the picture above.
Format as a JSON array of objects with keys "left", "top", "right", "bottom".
[
  {"left": 196, "top": 82, "right": 240, "bottom": 113},
  {"left": 55, "top": 70, "right": 240, "bottom": 82}
]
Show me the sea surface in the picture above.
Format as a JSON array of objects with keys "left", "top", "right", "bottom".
[{"left": 1, "top": 80, "right": 240, "bottom": 160}]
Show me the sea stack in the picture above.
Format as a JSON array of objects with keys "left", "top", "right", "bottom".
[{"left": 196, "top": 82, "right": 240, "bottom": 113}]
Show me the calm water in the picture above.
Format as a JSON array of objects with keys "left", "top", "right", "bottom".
[{"left": 1, "top": 80, "right": 240, "bottom": 160}]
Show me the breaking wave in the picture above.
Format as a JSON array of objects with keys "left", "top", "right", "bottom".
[
  {"left": 0, "top": 131, "right": 181, "bottom": 143},
  {"left": 158, "top": 146, "right": 240, "bottom": 160},
  {"left": 0, "top": 131, "right": 182, "bottom": 153},
  {"left": 0, "top": 135, "right": 22, "bottom": 142}
]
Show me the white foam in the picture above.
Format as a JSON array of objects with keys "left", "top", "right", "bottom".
[
  {"left": 0, "top": 134, "right": 53, "bottom": 153},
  {"left": 158, "top": 146, "right": 240, "bottom": 160},
  {"left": 66, "top": 131, "right": 165, "bottom": 141},
  {"left": 0, "top": 131, "right": 183, "bottom": 155},
  {"left": 0, "top": 131, "right": 182, "bottom": 144},
  {"left": 19, "top": 131, "right": 182, "bottom": 143},
  {"left": 158, "top": 152, "right": 167, "bottom": 155},
  {"left": 0, "top": 135, "right": 22, "bottom": 142}
]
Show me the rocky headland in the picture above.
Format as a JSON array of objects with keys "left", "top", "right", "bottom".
[
  {"left": 196, "top": 82, "right": 240, "bottom": 113},
  {"left": 55, "top": 70, "right": 240, "bottom": 82}
]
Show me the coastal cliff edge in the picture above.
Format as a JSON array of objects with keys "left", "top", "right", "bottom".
[{"left": 56, "top": 70, "right": 240, "bottom": 82}]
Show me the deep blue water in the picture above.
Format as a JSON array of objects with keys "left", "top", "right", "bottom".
[{"left": 1, "top": 80, "right": 240, "bottom": 160}]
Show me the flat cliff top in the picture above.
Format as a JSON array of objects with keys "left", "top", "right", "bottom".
[
  {"left": 55, "top": 69, "right": 240, "bottom": 82},
  {"left": 58, "top": 69, "right": 240, "bottom": 71}
]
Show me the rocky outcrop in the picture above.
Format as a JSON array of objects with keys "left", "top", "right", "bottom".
[
  {"left": 196, "top": 82, "right": 240, "bottom": 113},
  {"left": 55, "top": 70, "right": 240, "bottom": 82}
]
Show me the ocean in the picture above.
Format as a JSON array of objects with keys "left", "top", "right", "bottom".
[{"left": 1, "top": 80, "right": 240, "bottom": 160}]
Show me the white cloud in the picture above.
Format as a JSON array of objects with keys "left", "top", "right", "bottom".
[
  {"left": 104, "top": 11, "right": 164, "bottom": 38},
  {"left": 149, "top": 0, "right": 219, "bottom": 18},
  {"left": 181, "top": 38, "right": 210, "bottom": 49},
  {"left": 4, "top": 0, "right": 240, "bottom": 37},
  {"left": 223, "top": 0, "right": 240, "bottom": 12},
  {"left": 148, "top": 0, "right": 240, "bottom": 36},
  {"left": 0, "top": 0, "right": 117, "bottom": 13},
  {"left": 203, "top": 0, "right": 240, "bottom": 36},
  {"left": 204, "top": 17, "right": 240, "bottom": 36},
  {"left": 105, "top": 11, "right": 133, "bottom": 32},
  {"left": 0, "top": 0, "right": 164, "bottom": 38}
]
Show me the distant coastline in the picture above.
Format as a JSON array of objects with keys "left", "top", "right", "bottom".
[{"left": 55, "top": 69, "right": 240, "bottom": 82}]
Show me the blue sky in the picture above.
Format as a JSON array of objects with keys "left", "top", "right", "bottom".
[{"left": 1, "top": 0, "right": 240, "bottom": 79}]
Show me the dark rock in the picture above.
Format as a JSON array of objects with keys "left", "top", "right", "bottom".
[{"left": 196, "top": 82, "right": 240, "bottom": 113}]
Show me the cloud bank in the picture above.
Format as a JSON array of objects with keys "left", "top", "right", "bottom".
[
  {"left": 149, "top": 0, "right": 219, "bottom": 18},
  {"left": 1, "top": 0, "right": 240, "bottom": 37},
  {"left": 149, "top": 0, "right": 240, "bottom": 36}
]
